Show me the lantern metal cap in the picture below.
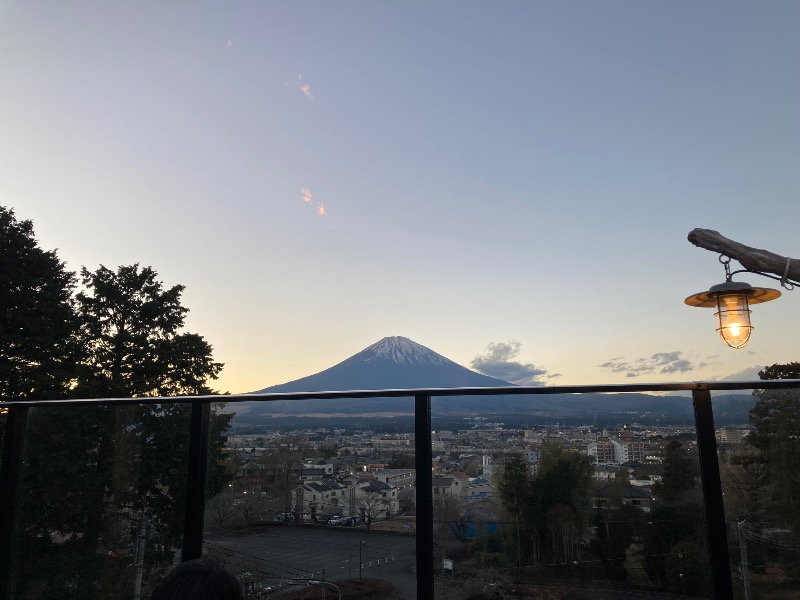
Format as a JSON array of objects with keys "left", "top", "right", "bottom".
[{"left": 684, "top": 280, "right": 781, "bottom": 308}]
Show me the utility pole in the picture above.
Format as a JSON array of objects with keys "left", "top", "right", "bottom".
[
  {"left": 356, "top": 539, "right": 366, "bottom": 579},
  {"left": 737, "top": 519, "right": 753, "bottom": 600}
]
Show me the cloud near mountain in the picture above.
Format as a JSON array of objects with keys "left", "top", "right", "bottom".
[{"left": 470, "top": 341, "right": 551, "bottom": 385}]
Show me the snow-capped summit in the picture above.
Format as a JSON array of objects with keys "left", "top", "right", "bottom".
[{"left": 361, "top": 336, "right": 456, "bottom": 367}]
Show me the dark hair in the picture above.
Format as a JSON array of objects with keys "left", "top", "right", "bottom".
[{"left": 150, "top": 558, "right": 242, "bottom": 600}]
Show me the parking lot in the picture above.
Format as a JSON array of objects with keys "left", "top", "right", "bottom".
[{"left": 204, "top": 524, "right": 417, "bottom": 598}]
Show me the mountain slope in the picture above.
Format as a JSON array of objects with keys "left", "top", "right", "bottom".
[{"left": 253, "top": 336, "right": 512, "bottom": 393}]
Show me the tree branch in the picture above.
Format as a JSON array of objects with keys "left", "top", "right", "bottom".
[{"left": 688, "top": 229, "right": 800, "bottom": 285}]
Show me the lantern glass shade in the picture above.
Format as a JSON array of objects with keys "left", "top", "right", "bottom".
[
  {"left": 715, "top": 293, "right": 752, "bottom": 349},
  {"left": 686, "top": 280, "right": 780, "bottom": 349}
]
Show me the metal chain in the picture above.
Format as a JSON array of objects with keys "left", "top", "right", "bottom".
[{"left": 718, "top": 255, "right": 732, "bottom": 281}]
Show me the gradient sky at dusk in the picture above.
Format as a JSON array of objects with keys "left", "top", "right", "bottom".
[{"left": 2, "top": 2, "right": 799, "bottom": 393}]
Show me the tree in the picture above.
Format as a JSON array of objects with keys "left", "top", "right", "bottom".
[
  {"left": 75, "top": 264, "right": 222, "bottom": 397},
  {"left": 14, "top": 260, "right": 230, "bottom": 599},
  {"left": 591, "top": 502, "right": 643, "bottom": 583},
  {"left": 719, "top": 447, "right": 769, "bottom": 525},
  {"left": 740, "top": 363, "right": 800, "bottom": 535},
  {"left": 356, "top": 491, "right": 387, "bottom": 532},
  {"left": 664, "top": 539, "right": 711, "bottom": 596},
  {"left": 531, "top": 447, "right": 594, "bottom": 565},
  {"left": 653, "top": 440, "right": 700, "bottom": 506},
  {"left": 207, "top": 492, "right": 237, "bottom": 529},
  {"left": 496, "top": 447, "right": 594, "bottom": 570},
  {"left": 433, "top": 494, "right": 466, "bottom": 562},
  {"left": 642, "top": 440, "right": 705, "bottom": 589},
  {"left": 496, "top": 457, "right": 531, "bottom": 523},
  {"left": 0, "top": 206, "right": 81, "bottom": 401},
  {"left": 387, "top": 454, "right": 415, "bottom": 470},
  {"left": 255, "top": 441, "right": 308, "bottom": 510}
]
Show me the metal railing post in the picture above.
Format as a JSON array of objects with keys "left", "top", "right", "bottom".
[
  {"left": 181, "top": 401, "right": 210, "bottom": 561},
  {"left": 414, "top": 394, "right": 434, "bottom": 599},
  {"left": 692, "top": 386, "right": 733, "bottom": 599},
  {"left": 0, "top": 405, "right": 29, "bottom": 600}
]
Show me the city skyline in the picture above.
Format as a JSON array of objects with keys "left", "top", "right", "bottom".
[{"left": 2, "top": 2, "right": 798, "bottom": 394}]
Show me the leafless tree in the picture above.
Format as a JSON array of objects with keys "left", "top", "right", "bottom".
[
  {"left": 356, "top": 491, "right": 387, "bottom": 532},
  {"left": 206, "top": 492, "right": 236, "bottom": 529},
  {"left": 236, "top": 495, "right": 258, "bottom": 523}
]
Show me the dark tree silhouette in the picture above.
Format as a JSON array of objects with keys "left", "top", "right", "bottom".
[
  {"left": 3, "top": 213, "right": 232, "bottom": 599},
  {"left": 0, "top": 206, "right": 81, "bottom": 401},
  {"left": 742, "top": 363, "right": 800, "bottom": 535}
]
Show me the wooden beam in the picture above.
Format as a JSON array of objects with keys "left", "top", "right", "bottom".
[{"left": 688, "top": 228, "right": 800, "bottom": 285}]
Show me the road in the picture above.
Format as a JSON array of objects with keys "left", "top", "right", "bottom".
[{"left": 204, "top": 524, "right": 418, "bottom": 598}]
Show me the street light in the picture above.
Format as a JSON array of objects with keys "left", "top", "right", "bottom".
[{"left": 685, "top": 256, "right": 781, "bottom": 348}]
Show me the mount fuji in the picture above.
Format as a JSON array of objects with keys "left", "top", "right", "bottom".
[
  {"left": 231, "top": 336, "right": 756, "bottom": 426},
  {"left": 253, "top": 336, "right": 512, "bottom": 393}
]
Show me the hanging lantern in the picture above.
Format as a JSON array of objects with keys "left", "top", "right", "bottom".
[{"left": 685, "top": 281, "right": 780, "bottom": 348}]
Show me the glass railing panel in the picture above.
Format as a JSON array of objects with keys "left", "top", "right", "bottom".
[
  {"left": 713, "top": 385, "right": 800, "bottom": 600},
  {"left": 430, "top": 391, "right": 711, "bottom": 598},
  {"left": 9, "top": 402, "right": 192, "bottom": 600},
  {"left": 204, "top": 396, "right": 417, "bottom": 599},
  {"left": 0, "top": 406, "right": 7, "bottom": 470}
]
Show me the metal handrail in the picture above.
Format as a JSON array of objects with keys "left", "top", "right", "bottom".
[
  {"left": 3, "top": 378, "right": 800, "bottom": 407},
  {"left": 3, "top": 380, "right": 800, "bottom": 599}
]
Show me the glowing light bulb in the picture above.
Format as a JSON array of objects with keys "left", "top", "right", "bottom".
[
  {"left": 715, "top": 294, "right": 752, "bottom": 349},
  {"left": 685, "top": 280, "right": 780, "bottom": 349}
]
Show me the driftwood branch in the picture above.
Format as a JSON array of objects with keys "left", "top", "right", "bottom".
[{"left": 688, "top": 229, "right": 800, "bottom": 285}]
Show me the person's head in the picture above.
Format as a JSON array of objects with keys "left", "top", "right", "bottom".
[{"left": 150, "top": 558, "right": 242, "bottom": 600}]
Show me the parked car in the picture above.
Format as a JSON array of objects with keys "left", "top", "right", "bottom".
[
  {"left": 274, "top": 512, "right": 294, "bottom": 522},
  {"left": 329, "top": 516, "right": 355, "bottom": 527}
]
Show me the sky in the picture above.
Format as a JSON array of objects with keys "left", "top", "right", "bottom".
[{"left": 1, "top": 2, "right": 799, "bottom": 394}]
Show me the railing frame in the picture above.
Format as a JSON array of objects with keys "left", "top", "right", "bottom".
[
  {"left": 0, "top": 406, "right": 28, "bottom": 600},
  {"left": 415, "top": 394, "right": 434, "bottom": 600},
  {"left": 3, "top": 379, "right": 800, "bottom": 599}
]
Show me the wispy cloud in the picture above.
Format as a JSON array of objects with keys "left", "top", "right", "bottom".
[
  {"left": 301, "top": 187, "right": 313, "bottom": 203},
  {"left": 300, "top": 82, "right": 313, "bottom": 101},
  {"left": 599, "top": 351, "right": 694, "bottom": 378},
  {"left": 317, "top": 202, "right": 327, "bottom": 217},
  {"left": 470, "top": 341, "right": 550, "bottom": 385}
]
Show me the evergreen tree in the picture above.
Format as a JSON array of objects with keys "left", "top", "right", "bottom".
[
  {"left": 654, "top": 440, "right": 700, "bottom": 505},
  {"left": 642, "top": 439, "right": 706, "bottom": 590},
  {"left": 0, "top": 206, "right": 81, "bottom": 400},
  {"left": 75, "top": 264, "right": 222, "bottom": 397},
  {"left": 590, "top": 502, "right": 643, "bottom": 583},
  {"left": 742, "top": 363, "right": 800, "bottom": 535},
  {"left": 531, "top": 446, "right": 594, "bottom": 565},
  {"left": 496, "top": 456, "right": 532, "bottom": 569},
  {"left": 497, "top": 447, "right": 593, "bottom": 569},
  {"left": 13, "top": 258, "right": 229, "bottom": 598}
]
